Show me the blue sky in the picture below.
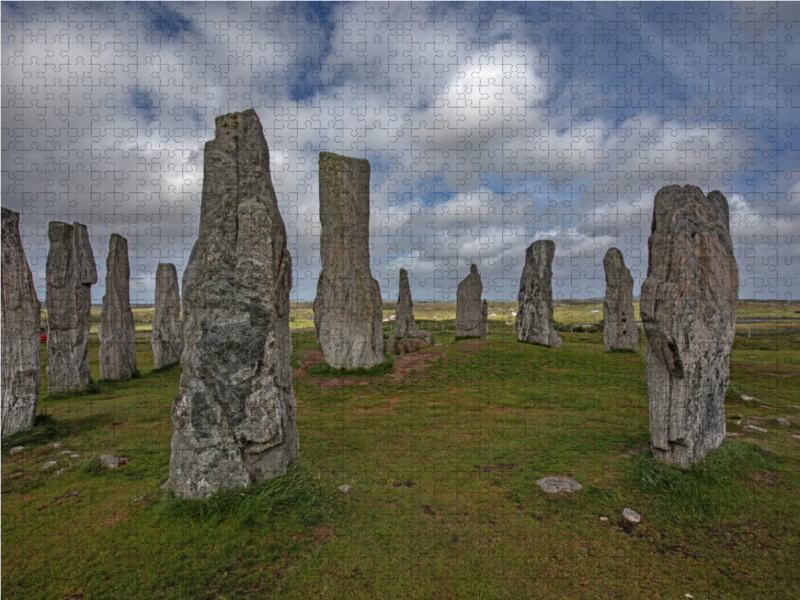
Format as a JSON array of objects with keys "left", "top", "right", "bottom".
[{"left": 2, "top": 1, "right": 798, "bottom": 303}]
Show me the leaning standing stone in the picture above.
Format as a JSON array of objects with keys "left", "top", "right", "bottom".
[
  {"left": 46, "top": 221, "right": 97, "bottom": 394},
  {"left": 151, "top": 263, "right": 183, "bottom": 369},
  {"left": 99, "top": 234, "right": 137, "bottom": 380},
  {"left": 515, "top": 240, "right": 563, "bottom": 349},
  {"left": 641, "top": 185, "right": 738, "bottom": 467},
  {"left": 603, "top": 247, "right": 638, "bottom": 351},
  {"left": 394, "top": 269, "right": 418, "bottom": 338},
  {"left": 1, "top": 208, "right": 41, "bottom": 438},
  {"left": 313, "top": 151, "right": 385, "bottom": 369},
  {"left": 170, "top": 109, "right": 299, "bottom": 500},
  {"left": 456, "top": 264, "right": 488, "bottom": 339}
]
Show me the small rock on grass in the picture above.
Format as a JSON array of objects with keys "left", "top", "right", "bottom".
[
  {"left": 41, "top": 461, "right": 58, "bottom": 470},
  {"left": 58, "top": 450, "right": 72, "bottom": 455},
  {"left": 599, "top": 516, "right": 609, "bottom": 522},
  {"left": 744, "top": 418, "right": 760, "bottom": 426},
  {"left": 743, "top": 425, "right": 768, "bottom": 433},
  {"left": 776, "top": 418, "right": 791, "bottom": 427},
  {"left": 725, "top": 432, "right": 741, "bottom": 438},
  {"left": 9, "top": 446, "right": 24, "bottom": 455},
  {"left": 55, "top": 468, "right": 66, "bottom": 477},
  {"left": 338, "top": 484, "right": 353, "bottom": 493},
  {"left": 623, "top": 508, "right": 641, "bottom": 523},
  {"left": 99, "top": 454, "right": 129, "bottom": 469},
  {"left": 760, "top": 446, "right": 778, "bottom": 455},
  {"left": 787, "top": 405, "right": 800, "bottom": 410},
  {"left": 536, "top": 476, "right": 582, "bottom": 493},
  {"left": 741, "top": 395, "right": 757, "bottom": 402},
  {"left": 52, "top": 442, "right": 63, "bottom": 449}
]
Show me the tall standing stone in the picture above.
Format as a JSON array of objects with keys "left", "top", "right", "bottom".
[
  {"left": 641, "top": 185, "right": 738, "bottom": 468},
  {"left": 515, "top": 240, "right": 563, "bottom": 349},
  {"left": 603, "top": 247, "right": 638, "bottom": 352},
  {"left": 170, "top": 109, "right": 299, "bottom": 500},
  {"left": 1, "top": 208, "right": 41, "bottom": 438},
  {"left": 151, "top": 262, "right": 183, "bottom": 369},
  {"left": 456, "top": 264, "right": 488, "bottom": 339},
  {"left": 99, "top": 234, "right": 137, "bottom": 380},
  {"left": 394, "top": 268, "right": 418, "bottom": 338},
  {"left": 46, "top": 221, "right": 97, "bottom": 394},
  {"left": 313, "top": 151, "right": 385, "bottom": 369},
  {"left": 387, "top": 268, "right": 434, "bottom": 355}
]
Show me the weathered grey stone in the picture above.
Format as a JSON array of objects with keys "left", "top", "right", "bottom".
[
  {"left": 623, "top": 508, "right": 641, "bottom": 523},
  {"left": 388, "top": 330, "right": 435, "bottom": 356},
  {"left": 313, "top": 151, "right": 385, "bottom": 369},
  {"left": 2, "top": 208, "right": 41, "bottom": 438},
  {"left": 456, "top": 264, "right": 488, "bottom": 338},
  {"left": 151, "top": 263, "right": 183, "bottom": 369},
  {"left": 9, "top": 445, "right": 25, "bottom": 455},
  {"left": 170, "top": 109, "right": 299, "bottom": 501},
  {"left": 394, "top": 269, "right": 418, "bottom": 338},
  {"left": 536, "top": 476, "right": 582, "bottom": 493},
  {"left": 515, "top": 241, "right": 562, "bottom": 349},
  {"left": 338, "top": 484, "right": 353, "bottom": 493},
  {"left": 99, "top": 454, "right": 129, "bottom": 469},
  {"left": 46, "top": 221, "right": 97, "bottom": 394},
  {"left": 99, "top": 234, "right": 137, "bottom": 380},
  {"left": 776, "top": 418, "right": 791, "bottom": 427},
  {"left": 603, "top": 247, "right": 638, "bottom": 352},
  {"left": 642, "top": 185, "right": 739, "bottom": 468},
  {"left": 386, "top": 269, "right": 435, "bottom": 356},
  {"left": 743, "top": 425, "right": 767, "bottom": 433}
]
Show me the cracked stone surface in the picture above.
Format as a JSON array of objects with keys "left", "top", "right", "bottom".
[
  {"left": 45, "top": 221, "right": 97, "bottom": 394},
  {"left": 642, "top": 185, "right": 739, "bottom": 467},
  {"left": 2, "top": 208, "right": 41, "bottom": 438},
  {"left": 152, "top": 263, "right": 183, "bottom": 369},
  {"left": 313, "top": 151, "right": 385, "bottom": 369},
  {"left": 456, "top": 264, "right": 488, "bottom": 339},
  {"left": 99, "top": 234, "right": 138, "bottom": 380},
  {"left": 603, "top": 247, "right": 638, "bottom": 352},
  {"left": 169, "top": 109, "right": 299, "bottom": 500},
  {"left": 516, "top": 240, "right": 562, "bottom": 349}
]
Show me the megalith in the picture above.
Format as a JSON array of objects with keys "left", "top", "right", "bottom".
[
  {"left": 99, "top": 234, "right": 138, "bottom": 380},
  {"left": 1, "top": 208, "right": 41, "bottom": 438},
  {"left": 313, "top": 151, "right": 385, "bottom": 369},
  {"left": 603, "top": 247, "right": 638, "bottom": 352},
  {"left": 151, "top": 262, "right": 183, "bottom": 369},
  {"left": 46, "top": 221, "right": 97, "bottom": 394},
  {"left": 515, "top": 240, "right": 562, "bottom": 349},
  {"left": 456, "top": 264, "right": 488, "bottom": 339},
  {"left": 641, "top": 185, "right": 738, "bottom": 467},
  {"left": 387, "top": 268, "right": 434, "bottom": 356},
  {"left": 169, "top": 109, "right": 299, "bottom": 500}
]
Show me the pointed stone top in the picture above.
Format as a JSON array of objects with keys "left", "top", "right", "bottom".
[
  {"left": 604, "top": 246, "right": 625, "bottom": 267},
  {"left": 469, "top": 263, "right": 478, "bottom": 275}
]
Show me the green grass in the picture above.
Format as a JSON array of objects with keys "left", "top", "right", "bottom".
[
  {"left": 308, "top": 356, "right": 394, "bottom": 377},
  {"left": 3, "top": 320, "right": 799, "bottom": 599}
]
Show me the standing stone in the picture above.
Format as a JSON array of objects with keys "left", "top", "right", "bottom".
[
  {"left": 151, "top": 263, "right": 183, "bottom": 369},
  {"left": 394, "top": 269, "right": 418, "bottom": 338},
  {"left": 1, "top": 208, "right": 41, "bottom": 438},
  {"left": 46, "top": 221, "right": 97, "bottom": 394},
  {"left": 313, "top": 151, "right": 385, "bottom": 369},
  {"left": 641, "top": 185, "right": 738, "bottom": 468},
  {"left": 515, "top": 240, "right": 563, "bottom": 349},
  {"left": 603, "top": 247, "right": 638, "bottom": 352},
  {"left": 99, "top": 234, "right": 137, "bottom": 380},
  {"left": 387, "top": 268, "right": 434, "bottom": 355},
  {"left": 170, "top": 109, "right": 299, "bottom": 500},
  {"left": 456, "top": 264, "right": 488, "bottom": 338}
]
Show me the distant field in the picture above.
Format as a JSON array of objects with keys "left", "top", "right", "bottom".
[{"left": 38, "top": 299, "right": 800, "bottom": 335}]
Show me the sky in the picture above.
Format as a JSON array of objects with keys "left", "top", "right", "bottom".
[{"left": 2, "top": 1, "right": 799, "bottom": 304}]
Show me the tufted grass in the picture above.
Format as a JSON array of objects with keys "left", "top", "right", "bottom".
[{"left": 2, "top": 320, "right": 799, "bottom": 599}]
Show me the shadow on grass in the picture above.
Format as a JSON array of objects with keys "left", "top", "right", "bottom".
[
  {"left": 308, "top": 357, "right": 394, "bottom": 377},
  {"left": 626, "top": 440, "right": 782, "bottom": 525},
  {"left": 2, "top": 414, "right": 65, "bottom": 453},
  {"left": 152, "top": 461, "right": 337, "bottom": 529}
]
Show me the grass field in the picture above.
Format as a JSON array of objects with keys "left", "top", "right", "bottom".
[{"left": 3, "top": 318, "right": 799, "bottom": 599}]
